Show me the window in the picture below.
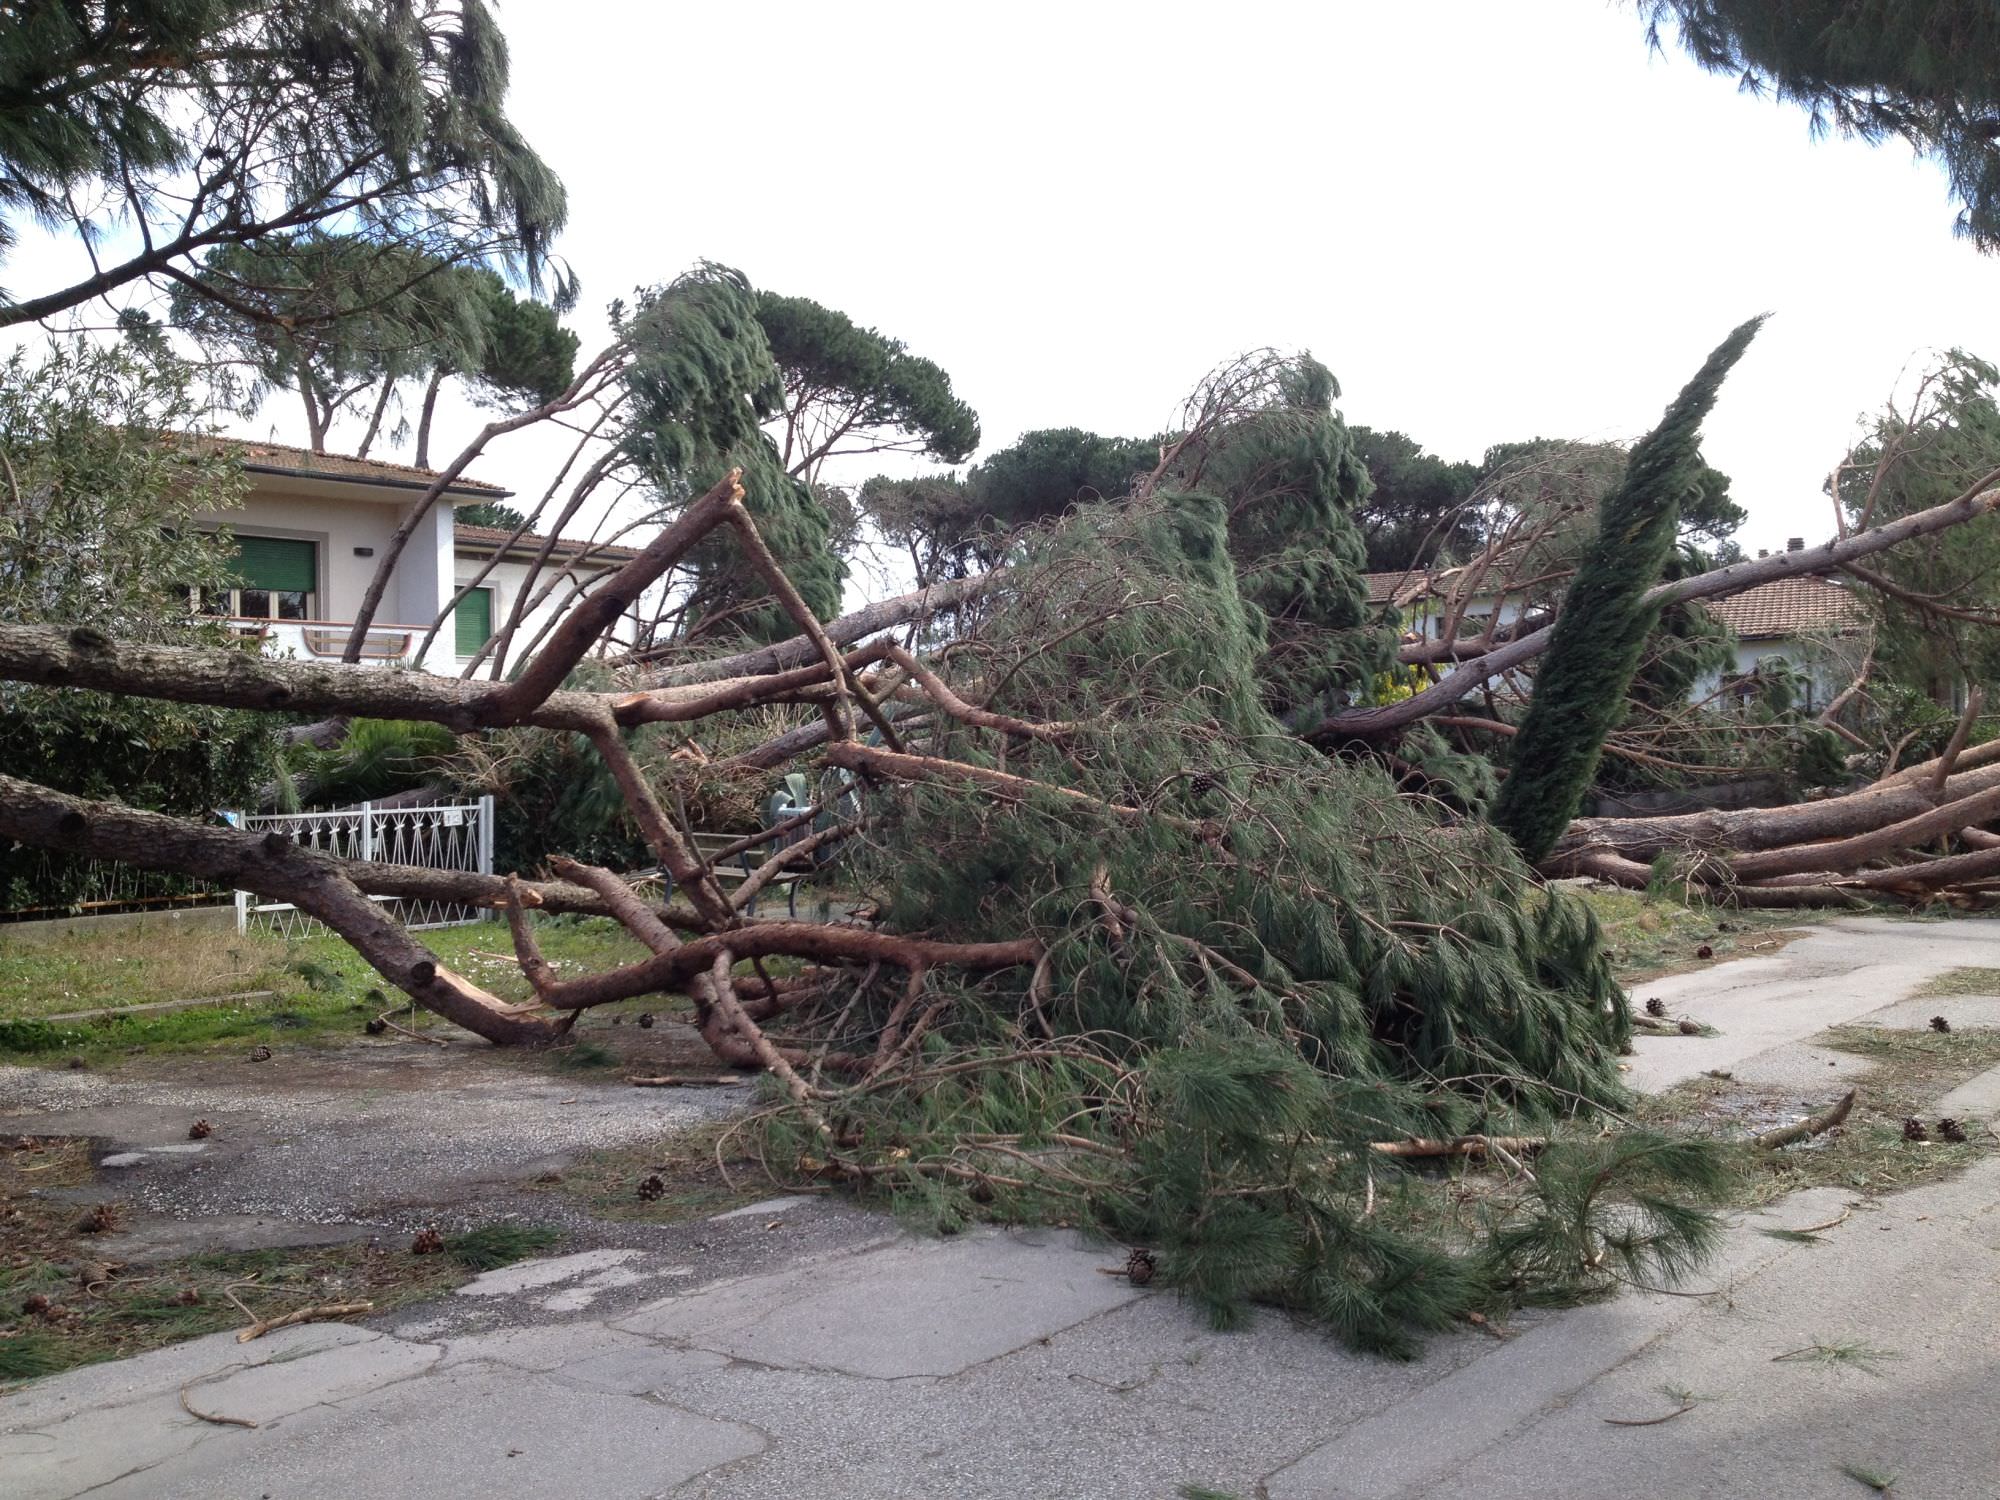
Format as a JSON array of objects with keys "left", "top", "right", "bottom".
[
  {"left": 195, "top": 535, "right": 317, "bottom": 620},
  {"left": 455, "top": 585, "right": 494, "bottom": 656}
]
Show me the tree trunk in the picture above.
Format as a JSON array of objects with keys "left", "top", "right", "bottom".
[
  {"left": 415, "top": 368, "right": 445, "bottom": 469},
  {"left": 0, "top": 776, "right": 563, "bottom": 1045}
]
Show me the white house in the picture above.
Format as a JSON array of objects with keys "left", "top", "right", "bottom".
[
  {"left": 188, "top": 441, "right": 639, "bottom": 675},
  {"left": 1694, "top": 573, "right": 1867, "bottom": 711},
  {"left": 1363, "top": 563, "right": 1868, "bottom": 711}
]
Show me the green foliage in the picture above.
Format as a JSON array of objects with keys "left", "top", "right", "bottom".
[
  {"left": 751, "top": 489, "right": 1725, "bottom": 1351},
  {"left": 1349, "top": 425, "right": 1481, "bottom": 572},
  {"left": 755, "top": 291, "right": 978, "bottom": 483},
  {"left": 455, "top": 501, "right": 530, "bottom": 531},
  {"left": 1836, "top": 349, "right": 2000, "bottom": 703},
  {"left": 0, "top": 342, "right": 280, "bottom": 908},
  {"left": 0, "top": 0, "right": 568, "bottom": 319},
  {"left": 1492, "top": 319, "right": 1764, "bottom": 862},
  {"left": 1638, "top": 0, "right": 2000, "bottom": 249},
  {"left": 861, "top": 428, "right": 1158, "bottom": 583},
  {"left": 295, "top": 718, "right": 457, "bottom": 806},
  {"left": 621, "top": 265, "right": 844, "bottom": 642},
  {"left": 442, "top": 1224, "right": 562, "bottom": 1269}
]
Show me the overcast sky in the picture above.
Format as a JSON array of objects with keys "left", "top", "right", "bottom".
[
  {"left": 13, "top": 0, "right": 2000, "bottom": 574},
  {"left": 489, "top": 0, "right": 1999, "bottom": 559}
]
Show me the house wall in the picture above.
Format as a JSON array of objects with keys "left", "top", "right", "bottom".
[
  {"left": 1691, "top": 638, "right": 1850, "bottom": 712},
  {"left": 449, "top": 554, "right": 626, "bottom": 677},
  {"left": 192, "top": 487, "right": 408, "bottom": 622}
]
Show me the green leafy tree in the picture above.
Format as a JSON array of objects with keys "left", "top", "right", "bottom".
[
  {"left": 170, "top": 232, "right": 485, "bottom": 453},
  {"left": 1348, "top": 426, "right": 1480, "bottom": 573},
  {"left": 1835, "top": 347, "right": 2000, "bottom": 703},
  {"left": 413, "top": 267, "right": 578, "bottom": 466},
  {"left": 860, "top": 428, "right": 1159, "bottom": 583},
  {"left": 756, "top": 292, "right": 978, "bottom": 486},
  {"left": 622, "top": 266, "right": 844, "bottom": 642},
  {"left": 0, "top": 0, "right": 568, "bottom": 326},
  {"left": 1492, "top": 317, "right": 1765, "bottom": 862},
  {"left": 0, "top": 341, "right": 278, "bottom": 905},
  {"left": 454, "top": 500, "right": 530, "bottom": 532},
  {"left": 1637, "top": 1, "right": 2000, "bottom": 248}
]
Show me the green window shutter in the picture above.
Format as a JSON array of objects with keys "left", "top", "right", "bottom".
[
  {"left": 455, "top": 587, "right": 493, "bottom": 655},
  {"left": 229, "top": 536, "right": 316, "bottom": 593}
]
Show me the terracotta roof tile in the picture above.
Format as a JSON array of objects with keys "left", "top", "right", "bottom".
[
  {"left": 192, "top": 436, "right": 510, "bottom": 495},
  {"left": 1699, "top": 575, "right": 1865, "bottom": 640},
  {"left": 453, "top": 522, "right": 640, "bottom": 563}
]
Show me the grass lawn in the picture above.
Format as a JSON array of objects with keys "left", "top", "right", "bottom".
[{"left": 0, "top": 914, "right": 651, "bottom": 1062}]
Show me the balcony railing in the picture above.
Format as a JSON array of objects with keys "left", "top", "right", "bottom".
[{"left": 218, "top": 617, "right": 424, "bottom": 666}]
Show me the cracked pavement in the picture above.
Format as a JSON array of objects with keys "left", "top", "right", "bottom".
[{"left": 5, "top": 917, "right": 2000, "bottom": 1499}]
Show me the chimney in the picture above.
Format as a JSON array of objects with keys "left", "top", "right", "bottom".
[{"left": 1787, "top": 537, "right": 1804, "bottom": 552}]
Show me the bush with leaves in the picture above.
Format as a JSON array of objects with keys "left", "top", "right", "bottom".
[{"left": 0, "top": 342, "right": 280, "bottom": 907}]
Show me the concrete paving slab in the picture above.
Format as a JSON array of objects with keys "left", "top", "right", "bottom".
[
  {"left": 1627, "top": 918, "right": 2000, "bottom": 1089},
  {"left": 615, "top": 1228, "right": 1144, "bottom": 1377},
  {"left": 547, "top": 1344, "right": 732, "bottom": 1395},
  {"left": 4, "top": 1389, "right": 210, "bottom": 1500},
  {"left": 1931, "top": 1060, "right": 2000, "bottom": 1119},
  {"left": 1856, "top": 992, "right": 2000, "bottom": 1029},
  {"left": 175, "top": 1330, "right": 439, "bottom": 1425},
  {"left": 0, "top": 1322, "right": 378, "bottom": 1430},
  {"left": 97, "top": 1361, "right": 762, "bottom": 1500},
  {"left": 453, "top": 1246, "right": 641, "bottom": 1297},
  {"left": 435, "top": 1320, "right": 655, "bottom": 1371}
]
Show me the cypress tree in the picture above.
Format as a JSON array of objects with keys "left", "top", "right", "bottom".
[{"left": 1491, "top": 317, "right": 1765, "bottom": 862}]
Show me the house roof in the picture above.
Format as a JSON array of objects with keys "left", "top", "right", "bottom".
[
  {"left": 453, "top": 522, "right": 641, "bottom": 565},
  {"left": 1362, "top": 570, "right": 1439, "bottom": 607},
  {"left": 202, "top": 437, "right": 512, "bottom": 497},
  {"left": 1699, "top": 575, "right": 1866, "bottom": 641}
]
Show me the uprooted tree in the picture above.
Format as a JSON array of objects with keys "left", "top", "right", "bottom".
[{"left": 14, "top": 294, "right": 2000, "bottom": 1348}]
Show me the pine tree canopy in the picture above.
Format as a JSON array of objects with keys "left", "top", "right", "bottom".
[
  {"left": 1637, "top": 1, "right": 2000, "bottom": 248},
  {"left": 1491, "top": 317, "right": 1766, "bottom": 862},
  {"left": 0, "top": 0, "right": 568, "bottom": 326},
  {"left": 1349, "top": 426, "right": 1481, "bottom": 573},
  {"left": 622, "top": 266, "right": 845, "bottom": 641},
  {"left": 755, "top": 291, "right": 978, "bottom": 485}
]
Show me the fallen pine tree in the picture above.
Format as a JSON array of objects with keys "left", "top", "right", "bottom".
[{"left": 0, "top": 307, "right": 1983, "bottom": 1350}]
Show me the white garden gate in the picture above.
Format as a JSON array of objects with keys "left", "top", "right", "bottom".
[{"left": 226, "top": 798, "right": 495, "bottom": 938}]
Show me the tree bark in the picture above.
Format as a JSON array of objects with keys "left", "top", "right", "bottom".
[{"left": 0, "top": 776, "right": 562, "bottom": 1044}]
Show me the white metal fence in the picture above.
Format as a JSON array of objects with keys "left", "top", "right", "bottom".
[{"left": 226, "top": 798, "right": 495, "bottom": 938}]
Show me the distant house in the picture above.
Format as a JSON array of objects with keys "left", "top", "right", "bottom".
[
  {"left": 1694, "top": 574, "right": 1867, "bottom": 711},
  {"left": 186, "top": 441, "right": 638, "bottom": 673},
  {"left": 1362, "top": 564, "right": 1868, "bottom": 710}
]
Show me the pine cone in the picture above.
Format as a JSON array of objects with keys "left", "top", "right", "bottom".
[
  {"left": 75, "top": 1204, "right": 119, "bottom": 1235},
  {"left": 410, "top": 1226, "right": 445, "bottom": 1256},
  {"left": 1937, "top": 1118, "right": 1969, "bottom": 1143},
  {"left": 1188, "top": 772, "right": 1218, "bottom": 797},
  {"left": 1694, "top": 944, "right": 1715, "bottom": 960},
  {"left": 1902, "top": 1117, "right": 1929, "bottom": 1142},
  {"left": 637, "top": 1013, "right": 656, "bottom": 1030},
  {"left": 188, "top": 1119, "right": 213, "bottom": 1140},
  {"left": 1929, "top": 1015, "right": 1952, "bottom": 1034},
  {"left": 21, "top": 1292, "right": 49, "bottom": 1316},
  {"left": 1677, "top": 1019, "right": 1703, "bottom": 1035},
  {"left": 1644, "top": 997, "right": 1667, "bottom": 1019},
  {"left": 364, "top": 1017, "right": 388, "bottom": 1035},
  {"left": 636, "top": 1174, "right": 666, "bottom": 1202},
  {"left": 1124, "top": 1247, "right": 1157, "bottom": 1286},
  {"left": 174, "top": 1286, "right": 201, "bottom": 1307},
  {"left": 247, "top": 1046, "right": 272, "bottom": 1062}
]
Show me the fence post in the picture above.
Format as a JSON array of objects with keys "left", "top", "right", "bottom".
[
  {"left": 359, "top": 801, "right": 374, "bottom": 863},
  {"left": 219, "top": 810, "right": 248, "bottom": 934},
  {"left": 477, "top": 794, "right": 494, "bottom": 877}
]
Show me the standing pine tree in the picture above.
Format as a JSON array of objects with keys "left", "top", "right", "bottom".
[{"left": 1491, "top": 317, "right": 1765, "bottom": 862}]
